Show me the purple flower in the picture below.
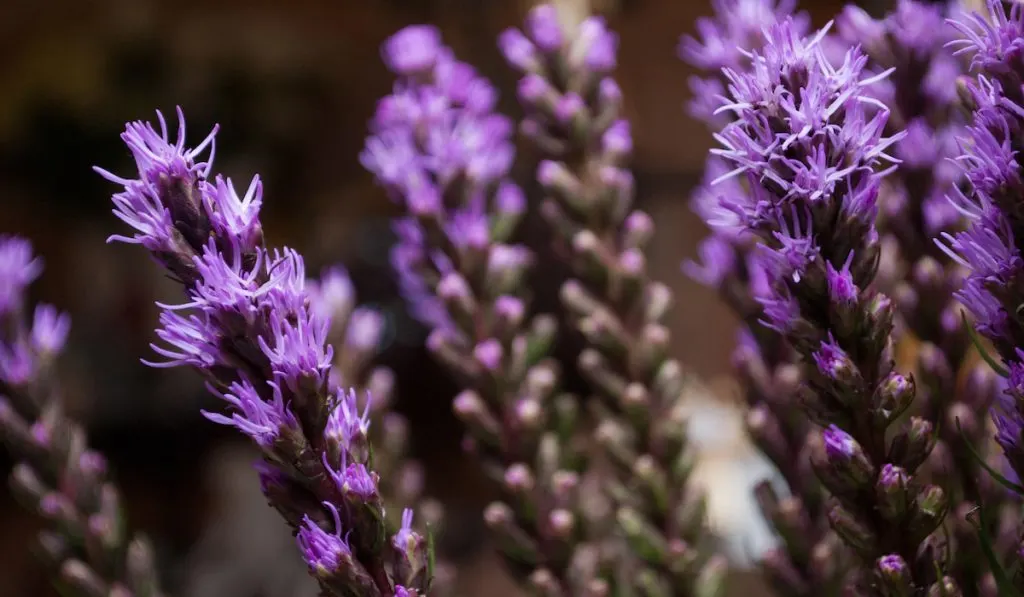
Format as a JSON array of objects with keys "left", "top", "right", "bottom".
[
  {"left": 307, "top": 266, "right": 356, "bottom": 326},
  {"left": 31, "top": 305, "right": 71, "bottom": 355},
  {"left": 949, "top": 0, "right": 1024, "bottom": 98},
  {"left": 326, "top": 453, "right": 379, "bottom": 501},
  {"left": 101, "top": 108, "right": 404, "bottom": 595},
  {"left": 0, "top": 236, "right": 42, "bottom": 316},
  {"left": 364, "top": 28, "right": 527, "bottom": 333},
  {"left": 679, "top": 0, "right": 807, "bottom": 72},
  {"left": 392, "top": 508, "right": 418, "bottom": 552},
  {"left": 823, "top": 424, "right": 858, "bottom": 461},
  {"left": 202, "top": 380, "right": 300, "bottom": 448},
  {"left": 95, "top": 108, "right": 217, "bottom": 254},
  {"left": 524, "top": 4, "right": 564, "bottom": 52},
  {"left": 324, "top": 388, "right": 372, "bottom": 453},
  {"left": 680, "top": 0, "right": 807, "bottom": 123},
  {"left": 383, "top": 25, "right": 444, "bottom": 76},
  {"left": 297, "top": 502, "right": 354, "bottom": 574}
]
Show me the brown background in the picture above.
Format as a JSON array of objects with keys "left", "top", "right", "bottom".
[{"left": 0, "top": 0, "right": 851, "bottom": 595}]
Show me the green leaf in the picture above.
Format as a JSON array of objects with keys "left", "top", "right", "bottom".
[
  {"left": 426, "top": 522, "right": 437, "bottom": 587},
  {"left": 962, "top": 311, "right": 1010, "bottom": 377},
  {"left": 969, "top": 503, "right": 1022, "bottom": 597},
  {"left": 956, "top": 418, "right": 1024, "bottom": 494}
]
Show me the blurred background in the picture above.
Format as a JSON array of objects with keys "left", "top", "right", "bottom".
[{"left": 0, "top": 0, "right": 884, "bottom": 595}]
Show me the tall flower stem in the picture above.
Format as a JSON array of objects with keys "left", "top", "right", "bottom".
[
  {"left": 0, "top": 237, "right": 164, "bottom": 597},
  {"left": 712, "top": 18, "right": 955, "bottom": 595},
  {"left": 362, "top": 27, "right": 603, "bottom": 597},
  {"left": 97, "top": 109, "right": 432, "bottom": 597},
  {"left": 679, "top": 4, "right": 849, "bottom": 595},
  {"left": 501, "top": 6, "right": 726, "bottom": 597}
]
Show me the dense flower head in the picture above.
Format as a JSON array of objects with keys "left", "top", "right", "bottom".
[
  {"left": 95, "top": 108, "right": 267, "bottom": 282},
  {"left": 712, "top": 18, "right": 902, "bottom": 292},
  {"left": 363, "top": 27, "right": 526, "bottom": 332}
]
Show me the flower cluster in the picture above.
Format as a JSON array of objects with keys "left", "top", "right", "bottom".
[
  {"left": 712, "top": 17, "right": 957, "bottom": 594},
  {"left": 501, "top": 5, "right": 726, "bottom": 597},
  {"left": 363, "top": 26, "right": 592, "bottom": 596},
  {"left": 681, "top": 4, "right": 844, "bottom": 595},
  {"left": 0, "top": 237, "right": 164, "bottom": 597},
  {"left": 942, "top": 3, "right": 1024, "bottom": 588},
  {"left": 833, "top": 2, "right": 1010, "bottom": 590},
  {"left": 97, "top": 109, "right": 432, "bottom": 597}
]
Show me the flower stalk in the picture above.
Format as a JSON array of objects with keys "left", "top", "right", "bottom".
[
  {"left": 362, "top": 26, "right": 601, "bottom": 597},
  {"left": 501, "top": 5, "right": 726, "bottom": 596},
  {"left": 0, "top": 236, "right": 164, "bottom": 597},
  {"left": 97, "top": 109, "right": 430, "bottom": 597}
]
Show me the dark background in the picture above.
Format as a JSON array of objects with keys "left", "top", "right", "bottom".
[{"left": 0, "top": 0, "right": 875, "bottom": 595}]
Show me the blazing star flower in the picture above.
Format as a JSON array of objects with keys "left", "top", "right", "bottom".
[
  {"left": 100, "top": 108, "right": 416, "bottom": 597},
  {"left": 944, "top": 0, "right": 1024, "bottom": 495},
  {"left": 712, "top": 18, "right": 952, "bottom": 590}
]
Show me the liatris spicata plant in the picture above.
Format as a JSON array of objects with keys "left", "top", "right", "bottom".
[
  {"left": 711, "top": 17, "right": 959, "bottom": 595},
  {"left": 941, "top": 0, "right": 1024, "bottom": 590},
  {"left": 361, "top": 26, "right": 602, "bottom": 597},
  {"left": 95, "top": 108, "right": 434, "bottom": 597},
  {"left": 500, "top": 5, "right": 727, "bottom": 597},
  {"left": 679, "top": 5, "right": 851, "bottom": 595},
  {"left": 835, "top": 2, "right": 1012, "bottom": 592},
  {"left": 0, "top": 236, "right": 164, "bottom": 597}
]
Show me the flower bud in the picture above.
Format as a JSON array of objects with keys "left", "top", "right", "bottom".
[
  {"left": 484, "top": 501, "right": 540, "bottom": 565},
  {"left": 876, "top": 464, "right": 911, "bottom": 521},
  {"left": 876, "top": 554, "right": 913, "bottom": 597},
  {"left": 873, "top": 372, "right": 915, "bottom": 424},
  {"left": 556, "top": 92, "right": 590, "bottom": 138},
  {"left": 60, "top": 560, "right": 106, "bottom": 597},
  {"left": 602, "top": 120, "right": 632, "bottom": 162},
  {"left": 910, "top": 485, "right": 948, "bottom": 541},
  {"left": 437, "top": 273, "right": 476, "bottom": 329},
  {"left": 761, "top": 548, "right": 809, "bottom": 596},
  {"left": 815, "top": 425, "right": 875, "bottom": 494},
  {"left": 617, "top": 506, "right": 667, "bottom": 566},
  {"left": 827, "top": 503, "right": 876, "bottom": 559},
  {"left": 644, "top": 282, "right": 673, "bottom": 324},
  {"left": 499, "top": 29, "right": 541, "bottom": 73},
  {"left": 926, "top": 576, "right": 961, "bottom": 597},
  {"left": 452, "top": 390, "right": 501, "bottom": 449},
  {"left": 888, "top": 416, "right": 935, "bottom": 472},
  {"left": 633, "top": 455, "right": 669, "bottom": 516},
  {"left": 528, "top": 568, "right": 562, "bottom": 597},
  {"left": 623, "top": 211, "right": 654, "bottom": 252},
  {"left": 392, "top": 509, "right": 430, "bottom": 589},
  {"left": 812, "top": 342, "right": 865, "bottom": 405},
  {"left": 695, "top": 555, "right": 728, "bottom": 597}
]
